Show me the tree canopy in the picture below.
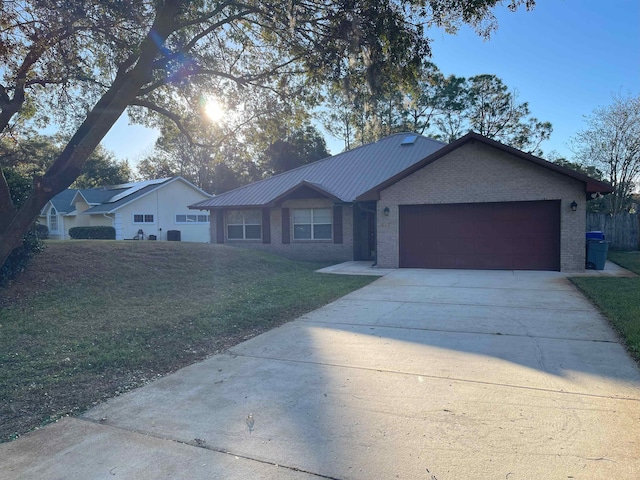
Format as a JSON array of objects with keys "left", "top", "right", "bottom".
[
  {"left": 139, "top": 122, "right": 329, "bottom": 192},
  {"left": 137, "top": 122, "right": 262, "bottom": 194},
  {"left": 263, "top": 125, "right": 329, "bottom": 175},
  {"left": 321, "top": 67, "right": 551, "bottom": 154},
  {"left": 571, "top": 94, "right": 640, "bottom": 214},
  {"left": 71, "top": 148, "right": 131, "bottom": 188},
  {"left": 0, "top": 0, "right": 536, "bottom": 269},
  {"left": 0, "top": 134, "right": 130, "bottom": 188}
]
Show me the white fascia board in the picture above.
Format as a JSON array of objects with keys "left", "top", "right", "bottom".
[{"left": 100, "top": 176, "right": 211, "bottom": 214}]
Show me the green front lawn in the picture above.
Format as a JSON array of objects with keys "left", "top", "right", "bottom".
[
  {"left": 0, "top": 241, "right": 375, "bottom": 442},
  {"left": 571, "top": 251, "right": 640, "bottom": 364}
]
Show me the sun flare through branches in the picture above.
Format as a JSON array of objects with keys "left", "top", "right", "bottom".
[{"left": 203, "top": 97, "right": 225, "bottom": 122}]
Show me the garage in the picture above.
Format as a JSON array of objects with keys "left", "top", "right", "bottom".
[{"left": 399, "top": 200, "right": 561, "bottom": 271}]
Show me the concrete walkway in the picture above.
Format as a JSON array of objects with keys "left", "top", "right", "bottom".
[{"left": 2, "top": 266, "right": 640, "bottom": 479}]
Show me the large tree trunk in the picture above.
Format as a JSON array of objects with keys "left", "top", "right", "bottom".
[{"left": 0, "top": 0, "right": 182, "bottom": 269}]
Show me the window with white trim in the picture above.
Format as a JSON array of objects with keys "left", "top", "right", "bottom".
[
  {"left": 293, "top": 208, "right": 332, "bottom": 240},
  {"left": 175, "top": 214, "right": 209, "bottom": 224},
  {"left": 133, "top": 214, "right": 154, "bottom": 224},
  {"left": 49, "top": 206, "right": 59, "bottom": 231},
  {"left": 226, "top": 210, "right": 261, "bottom": 240}
]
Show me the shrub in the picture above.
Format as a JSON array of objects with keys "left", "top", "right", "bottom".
[
  {"left": 35, "top": 223, "right": 49, "bottom": 240},
  {"left": 68, "top": 226, "right": 116, "bottom": 240},
  {"left": 0, "top": 169, "right": 45, "bottom": 286}
]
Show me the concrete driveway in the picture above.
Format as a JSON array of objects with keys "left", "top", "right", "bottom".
[{"left": 3, "top": 266, "right": 640, "bottom": 479}]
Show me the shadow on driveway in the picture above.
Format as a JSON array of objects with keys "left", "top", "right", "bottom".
[{"left": 2, "top": 268, "right": 640, "bottom": 479}]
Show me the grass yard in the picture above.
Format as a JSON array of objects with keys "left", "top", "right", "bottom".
[
  {"left": 0, "top": 241, "right": 375, "bottom": 443},
  {"left": 570, "top": 251, "right": 640, "bottom": 364}
]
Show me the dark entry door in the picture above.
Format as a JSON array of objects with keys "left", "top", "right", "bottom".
[
  {"left": 354, "top": 202, "right": 376, "bottom": 261},
  {"left": 399, "top": 201, "right": 560, "bottom": 271}
]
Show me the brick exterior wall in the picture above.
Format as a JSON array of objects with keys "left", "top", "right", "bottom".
[
  {"left": 376, "top": 142, "right": 586, "bottom": 272},
  {"left": 210, "top": 198, "right": 354, "bottom": 262}
]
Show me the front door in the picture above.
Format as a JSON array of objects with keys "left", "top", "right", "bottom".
[{"left": 353, "top": 202, "right": 376, "bottom": 261}]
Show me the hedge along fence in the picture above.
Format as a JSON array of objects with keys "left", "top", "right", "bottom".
[
  {"left": 586, "top": 213, "right": 639, "bottom": 250},
  {"left": 68, "top": 226, "right": 116, "bottom": 240}
]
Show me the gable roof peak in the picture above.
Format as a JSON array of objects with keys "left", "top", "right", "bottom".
[
  {"left": 190, "top": 132, "right": 447, "bottom": 209},
  {"left": 45, "top": 176, "right": 211, "bottom": 216},
  {"left": 356, "top": 131, "right": 614, "bottom": 201}
]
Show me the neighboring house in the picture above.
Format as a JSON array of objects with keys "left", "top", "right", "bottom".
[
  {"left": 40, "top": 177, "right": 212, "bottom": 242},
  {"left": 190, "top": 132, "right": 613, "bottom": 272}
]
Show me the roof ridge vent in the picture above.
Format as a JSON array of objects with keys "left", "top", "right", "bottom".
[{"left": 401, "top": 134, "right": 418, "bottom": 146}]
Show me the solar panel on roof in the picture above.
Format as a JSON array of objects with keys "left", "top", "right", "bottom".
[
  {"left": 401, "top": 134, "right": 418, "bottom": 145},
  {"left": 107, "top": 178, "right": 170, "bottom": 203}
]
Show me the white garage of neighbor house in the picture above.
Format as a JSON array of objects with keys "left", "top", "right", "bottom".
[
  {"left": 190, "top": 132, "right": 613, "bottom": 272},
  {"left": 39, "top": 176, "right": 212, "bottom": 242}
]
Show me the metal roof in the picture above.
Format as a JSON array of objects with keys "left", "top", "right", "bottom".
[{"left": 190, "top": 133, "right": 446, "bottom": 208}]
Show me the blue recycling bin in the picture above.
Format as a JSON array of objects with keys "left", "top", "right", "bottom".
[
  {"left": 586, "top": 237, "right": 608, "bottom": 270},
  {"left": 586, "top": 231, "right": 605, "bottom": 241}
]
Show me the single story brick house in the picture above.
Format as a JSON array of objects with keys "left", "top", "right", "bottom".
[
  {"left": 189, "top": 132, "right": 612, "bottom": 272},
  {"left": 40, "top": 176, "right": 212, "bottom": 242}
]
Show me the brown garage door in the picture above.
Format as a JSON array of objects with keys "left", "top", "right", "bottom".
[{"left": 399, "top": 201, "right": 560, "bottom": 270}]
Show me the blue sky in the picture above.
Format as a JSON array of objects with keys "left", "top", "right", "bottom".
[{"left": 101, "top": 0, "right": 640, "bottom": 164}]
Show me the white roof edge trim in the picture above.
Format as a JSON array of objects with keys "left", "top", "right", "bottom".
[
  {"left": 39, "top": 201, "right": 54, "bottom": 215},
  {"left": 92, "top": 176, "right": 211, "bottom": 214},
  {"left": 70, "top": 190, "right": 90, "bottom": 206}
]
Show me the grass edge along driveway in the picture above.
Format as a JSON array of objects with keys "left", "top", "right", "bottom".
[
  {"left": 0, "top": 241, "right": 375, "bottom": 443},
  {"left": 570, "top": 251, "right": 640, "bottom": 364}
]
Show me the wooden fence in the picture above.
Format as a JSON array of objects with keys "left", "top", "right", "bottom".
[{"left": 586, "top": 213, "right": 639, "bottom": 250}]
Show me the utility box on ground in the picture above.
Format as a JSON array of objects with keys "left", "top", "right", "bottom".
[{"left": 167, "top": 230, "right": 181, "bottom": 241}]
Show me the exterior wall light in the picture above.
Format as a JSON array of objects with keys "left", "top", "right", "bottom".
[
  {"left": 570, "top": 201, "right": 578, "bottom": 212},
  {"left": 383, "top": 207, "right": 390, "bottom": 216}
]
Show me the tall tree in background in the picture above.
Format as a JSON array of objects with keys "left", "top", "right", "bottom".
[
  {"left": 320, "top": 86, "right": 358, "bottom": 151},
  {"left": 322, "top": 68, "right": 551, "bottom": 155},
  {"left": 141, "top": 122, "right": 328, "bottom": 190},
  {"left": 464, "top": 75, "right": 552, "bottom": 154},
  {"left": 138, "top": 123, "right": 216, "bottom": 188},
  {"left": 429, "top": 75, "right": 471, "bottom": 142},
  {"left": 138, "top": 82, "right": 315, "bottom": 193},
  {"left": 71, "top": 147, "right": 131, "bottom": 188},
  {"left": 0, "top": 0, "right": 537, "bottom": 269},
  {"left": 263, "top": 125, "right": 329, "bottom": 175},
  {"left": 138, "top": 122, "right": 262, "bottom": 194},
  {"left": 402, "top": 62, "right": 448, "bottom": 135},
  {"left": 0, "top": 133, "right": 60, "bottom": 176},
  {"left": 1, "top": 134, "right": 129, "bottom": 187},
  {"left": 321, "top": 62, "right": 435, "bottom": 148},
  {"left": 572, "top": 94, "right": 640, "bottom": 214}
]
